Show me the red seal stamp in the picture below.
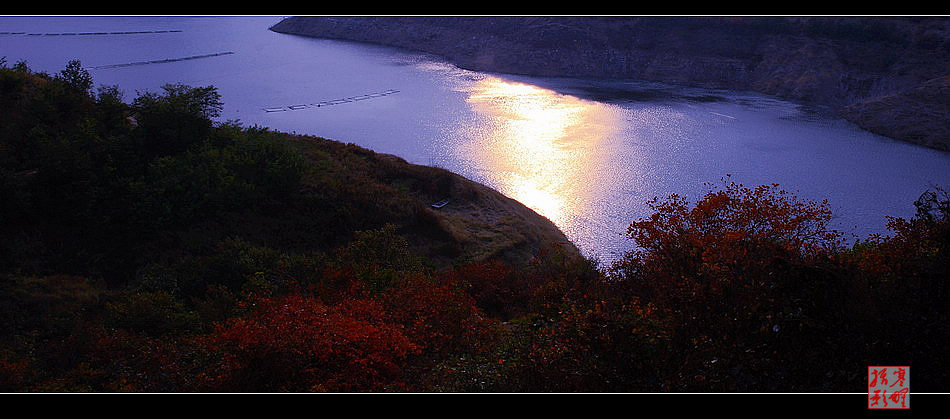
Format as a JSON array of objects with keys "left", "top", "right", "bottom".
[{"left": 868, "top": 366, "right": 909, "bottom": 409}]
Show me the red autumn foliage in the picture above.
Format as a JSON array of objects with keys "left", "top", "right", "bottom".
[
  {"left": 843, "top": 189, "right": 950, "bottom": 389},
  {"left": 380, "top": 274, "right": 493, "bottom": 360},
  {"left": 613, "top": 179, "right": 842, "bottom": 306},
  {"left": 607, "top": 180, "right": 854, "bottom": 390},
  {"left": 852, "top": 213, "right": 948, "bottom": 298},
  {"left": 199, "top": 293, "right": 420, "bottom": 392},
  {"left": 440, "top": 260, "right": 524, "bottom": 319},
  {"left": 442, "top": 243, "right": 599, "bottom": 323}
]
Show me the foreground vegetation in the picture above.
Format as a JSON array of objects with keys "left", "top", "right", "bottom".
[{"left": 1, "top": 60, "right": 948, "bottom": 392}]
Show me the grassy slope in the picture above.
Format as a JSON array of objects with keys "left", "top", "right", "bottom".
[{"left": 282, "top": 134, "right": 581, "bottom": 269}]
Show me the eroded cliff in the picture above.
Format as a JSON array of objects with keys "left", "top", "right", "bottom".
[{"left": 270, "top": 16, "right": 950, "bottom": 151}]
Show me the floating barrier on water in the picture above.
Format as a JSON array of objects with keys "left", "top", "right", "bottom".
[
  {"left": 709, "top": 111, "right": 737, "bottom": 120},
  {"left": 262, "top": 89, "right": 400, "bottom": 113},
  {"left": 87, "top": 52, "right": 234, "bottom": 70},
  {"left": 2, "top": 30, "right": 182, "bottom": 36}
]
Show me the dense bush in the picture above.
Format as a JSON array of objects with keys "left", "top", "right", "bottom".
[{"left": 198, "top": 293, "right": 420, "bottom": 392}]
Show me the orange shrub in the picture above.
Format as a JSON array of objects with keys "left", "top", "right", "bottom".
[{"left": 199, "top": 293, "right": 420, "bottom": 392}]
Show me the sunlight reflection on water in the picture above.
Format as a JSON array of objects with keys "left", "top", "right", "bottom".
[{"left": 459, "top": 77, "right": 623, "bottom": 232}]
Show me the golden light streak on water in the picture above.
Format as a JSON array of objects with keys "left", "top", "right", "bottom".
[{"left": 463, "top": 77, "right": 621, "bottom": 229}]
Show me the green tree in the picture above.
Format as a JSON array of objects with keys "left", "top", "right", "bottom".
[
  {"left": 58, "top": 60, "right": 92, "bottom": 93},
  {"left": 131, "top": 84, "right": 223, "bottom": 158}
]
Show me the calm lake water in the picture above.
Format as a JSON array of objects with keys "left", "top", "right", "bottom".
[{"left": 3, "top": 16, "right": 949, "bottom": 262}]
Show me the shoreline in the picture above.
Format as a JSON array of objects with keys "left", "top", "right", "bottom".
[{"left": 269, "top": 16, "right": 950, "bottom": 152}]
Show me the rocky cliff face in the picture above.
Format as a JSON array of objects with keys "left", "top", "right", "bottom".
[
  {"left": 840, "top": 75, "right": 950, "bottom": 151},
  {"left": 270, "top": 16, "right": 950, "bottom": 151}
]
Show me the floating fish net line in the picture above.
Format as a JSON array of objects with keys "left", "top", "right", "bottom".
[
  {"left": 0, "top": 30, "right": 183, "bottom": 36},
  {"left": 87, "top": 52, "right": 235, "bottom": 70},
  {"left": 263, "top": 89, "right": 401, "bottom": 113}
]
